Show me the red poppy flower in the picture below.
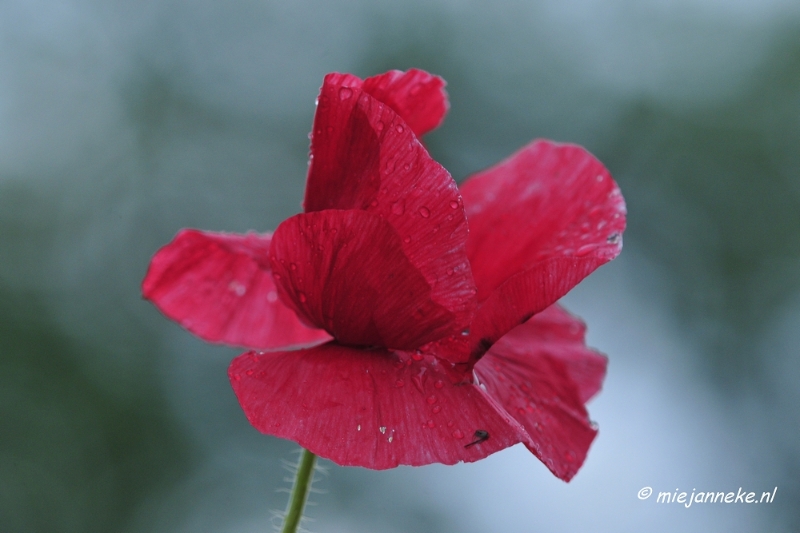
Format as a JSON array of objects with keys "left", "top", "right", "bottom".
[{"left": 142, "top": 69, "right": 626, "bottom": 481}]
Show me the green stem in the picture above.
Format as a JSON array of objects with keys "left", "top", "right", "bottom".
[{"left": 282, "top": 448, "right": 317, "bottom": 533}]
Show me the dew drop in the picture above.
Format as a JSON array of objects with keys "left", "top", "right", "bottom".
[
  {"left": 228, "top": 281, "right": 246, "bottom": 296},
  {"left": 267, "top": 291, "right": 278, "bottom": 303},
  {"left": 370, "top": 199, "right": 379, "bottom": 207},
  {"left": 290, "top": 263, "right": 297, "bottom": 271},
  {"left": 232, "top": 373, "right": 241, "bottom": 381},
  {"left": 461, "top": 328, "right": 470, "bottom": 336},
  {"left": 427, "top": 419, "right": 435, "bottom": 428},
  {"left": 411, "top": 351, "right": 424, "bottom": 361},
  {"left": 418, "top": 206, "right": 430, "bottom": 218},
  {"left": 452, "top": 429, "right": 464, "bottom": 439},
  {"left": 596, "top": 174, "right": 604, "bottom": 182},
  {"left": 403, "top": 236, "right": 411, "bottom": 244},
  {"left": 357, "top": 424, "right": 361, "bottom": 431},
  {"left": 576, "top": 244, "right": 597, "bottom": 257},
  {"left": 395, "top": 379, "right": 405, "bottom": 388},
  {"left": 379, "top": 426, "right": 386, "bottom": 434},
  {"left": 338, "top": 87, "right": 353, "bottom": 100},
  {"left": 447, "top": 421, "right": 454, "bottom": 428},
  {"left": 376, "top": 120, "right": 385, "bottom": 131},
  {"left": 396, "top": 124, "right": 405, "bottom": 133},
  {"left": 426, "top": 395, "right": 437, "bottom": 405},
  {"left": 434, "top": 380, "right": 444, "bottom": 389},
  {"left": 298, "top": 292, "right": 307, "bottom": 303},
  {"left": 432, "top": 405, "right": 441, "bottom": 414},
  {"left": 391, "top": 200, "right": 405, "bottom": 215},
  {"left": 273, "top": 273, "right": 282, "bottom": 281},
  {"left": 449, "top": 200, "right": 459, "bottom": 209}
]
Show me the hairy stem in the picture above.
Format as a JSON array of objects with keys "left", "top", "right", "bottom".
[{"left": 282, "top": 448, "right": 317, "bottom": 533}]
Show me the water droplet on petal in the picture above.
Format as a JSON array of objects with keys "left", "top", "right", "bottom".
[
  {"left": 267, "top": 291, "right": 278, "bottom": 303},
  {"left": 339, "top": 87, "right": 353, "bottom": 100},
  {"left": 232, "top": 373, "right": 241, "bottom": 381},
  {"left": 452, "top": 429, "right": 464, "bottom": 439},
  {"left": 449, "top": 200, "right": 459, "bottom": 209},
  {"left": 426, "top": 395, "right": 437, "bottom": 405},
  {"left": 376, "top": 120, "right": 385, "bottom": 131},
  {"left": 396, "top": 124, "right": 405, "bottom": 133},
  {"left": 391, "top": 200, "right": 405, "bottom": 215},
  {"left": 379, "top": 426, "right": 386, "bottom": 434},
  {"left": 427, "top": 419, "right": 435, "bottom": 428},
  {"left": 447, "top": 421, "right": 454, "bottom": 428},
  {"left": 411, "top": 351, "right": 424, "bottom": 361},
  {"left": 576, "top": 244, "right": 597, "bottom": 256},
  {"left": 418, "top": 206, "right": 430, "bottom": 218},
  {"left": 298, "top": 292, "right": 307, "bottom": 303},
  {"left": 432, "top": 405, "right": 441, "bottom": 414},
  {"left": 403, "top": 236, "right": 411, "bottom": 244},
  {"left": 273, "top": 273, "right": 282, "bottom": 281},
  {"left": 434, "top": 380, "right": 444, "bottom": 389},
  {"left": 395, "top": 379, "right": 405, "bottom": 388},
  {"left": 370, "top": 199, "right": 379, "bottom": 207},
  {"left": 290, "top": 263, "right": 297, "bottom": 271}
]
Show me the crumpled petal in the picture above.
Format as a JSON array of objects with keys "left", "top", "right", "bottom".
[
  {"left": 269, "top": 209, "right": 463, "bottom": 350},
  {"left": 474, "top": 306, "right": 604, "bottom": 481},
  {"left": 142, "top": 229, "right": 330, "bottom": 350},
  {"left": 493, "top": 304, "right": 607, "bottom": 404},
  {"left": 362, "top": 69, "right": 449, "bottom": 137},
  {"left": 229, "top": 343, "right": 528, "bottom": 469},
  {"left": 304, "top": 76, "right": 477, "bottom": 333},
  {"left": 460, "top": 139, "right": 626, "bottom": 356}
]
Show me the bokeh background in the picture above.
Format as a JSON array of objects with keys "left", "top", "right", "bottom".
[{"left": 2, "top": 0, "right": 799, "bottom": 531}]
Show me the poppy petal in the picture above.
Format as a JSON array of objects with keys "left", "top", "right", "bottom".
[
  {"left": 269, "top": 209, "right": 463, "bottom": 350},
  {"left": 229, "top": 343, "right": 529, "bottom": 469},
  {"left": 142, "top": 229, "right": 330, "bottom": 350},
  {"left": 461, "top": 139, "right": 626, "bottom": 301},
  {"left": 460, "top": 140, "right": 625, "bottom": 355},
  {"left": 495, "top": 304, "right": 607, "bottom": 404},
  {"left": 474, "top": 313, "right": 602, "bottom": 482},
  {"left": 362, "top": 69, "right": 449, "bottom": 137},
  {"left": 305, "top": 79, "right": 477, "bottom": 330}
]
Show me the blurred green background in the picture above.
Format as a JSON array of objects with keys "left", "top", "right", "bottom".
[{"left": 2, "top": 1, "right": 799, "bottom": 531}]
